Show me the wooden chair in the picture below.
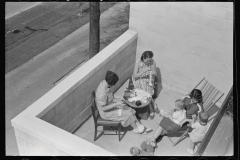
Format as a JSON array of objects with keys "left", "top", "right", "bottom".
[
  {"left": 167, "top": 77, "right": 224, "bottom": 146},
  {"left": 91, "top": 91, "right": 122, "bottom": 141}
]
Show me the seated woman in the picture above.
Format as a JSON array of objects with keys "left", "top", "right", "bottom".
[
  {"left": 149, "top": 89, "right": 204, "bottom": 143},
  {"left": 182, "top": 89, "right": 204, "bottom": 119},
  {"left": 95, "top": 70, "right": 149, "bottom": 134},
  {"left": 132, "top": 51, "right": 160, "bottom": 119}
]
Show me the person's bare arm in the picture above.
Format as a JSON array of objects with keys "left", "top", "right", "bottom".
[
  {"left": 151, "top": 60, "right": 157, "bottom": 77},
  {"left": 101, "top": 101, "right": 124, "bottom": 112},
  {"left": 163, "top": 114, "right": 172, "bottom": 119},
  {"left": 133, "top": 62, "right": 150, "bottom": 80}
]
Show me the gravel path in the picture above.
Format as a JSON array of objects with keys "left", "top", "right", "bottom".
[{"left": 5, "top": 2, "right": 129, "bottom": 155}]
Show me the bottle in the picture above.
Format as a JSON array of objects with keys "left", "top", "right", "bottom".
[{"left": 149, "top": 70, "right": 152, "bottom": 86}]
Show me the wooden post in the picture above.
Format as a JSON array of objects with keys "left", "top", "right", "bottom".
[{"left": 89, "top": 2, "right": 100, "bottom": 59}]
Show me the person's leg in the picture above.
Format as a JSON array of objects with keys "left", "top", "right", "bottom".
[
  {"left": 131, "top": 116, "right": 145, "bottom": 133},
  {"left": 187, "top": 140, "right": 195, "bottom": 154},
  {"left": 148, "top": 125, "right": 164, "bottom": 144},
  {"left": 130, "top": 121, "right": 138, "bottom": 129},
  {"left": 190, "top": 141, "right": 195, "bottom": 150},
  {"left": 153, "top": 126, "right": 164, "bottom": 139},
  {"left": 153, "top": 100, "right": 160, "bottom": 114},
  {"left": 149, "top": 101, "right": 155, "bottom": 119},
  {"left": 149, "top": 100, "right": 155, "bottom": 113},
  {"left": 135, "top": 120, "right": 141, "bottom": 127}
]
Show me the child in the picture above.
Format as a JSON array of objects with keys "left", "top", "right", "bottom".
[
  {"left": 187, "top": 111, "right": 210, "bottom": 154},
  {"left": 160, "top": 99, "right": 186, "bottom": 125}
]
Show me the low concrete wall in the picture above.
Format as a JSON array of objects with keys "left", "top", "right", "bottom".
[
  {"left": 40, "top": 32, "right": 137, "bottom": 133},
  {"left": 11, "top": 30, "right": 137, "bottom": 156}
]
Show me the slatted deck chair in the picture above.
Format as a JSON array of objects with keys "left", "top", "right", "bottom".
[
  {"left": 91, "top": 91, "right": 122, "bottom": 141},
  {"left": 167, "top": 77, "right": 224, "bottom": 146}
]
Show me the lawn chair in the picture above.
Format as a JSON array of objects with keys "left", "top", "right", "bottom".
[
  {"left": 91, "top": 91, "right": 122, "bottom": 141},
  {"left": 167, "top": 77, "right": 224, "bottom": 146}
]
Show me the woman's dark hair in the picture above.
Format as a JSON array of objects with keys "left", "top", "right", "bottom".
[
  {"left": 105, "top": 70, "right": 119, "bottom": 86},
  {"left": 189, "top": 89, "right": 203, "bottom": 103},
  {"left": 140, "top": 51, "right": 153, "bottom": 61}
]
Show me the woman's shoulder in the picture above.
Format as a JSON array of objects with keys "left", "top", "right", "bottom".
[
  {"left": 182, "top": 95, "right": 191, "bottom": 102},
  {"left": 135, "top": 59, "right": 143, "bottom": 67},
  {"left": 151, "top": 59, "right": 155, "bottom": 65},
  {"left": 96, "top": 81, "right": 106, "bottom": 95},
  {"left": 136, "top": 59, "right": 142, "bottom": 64}
]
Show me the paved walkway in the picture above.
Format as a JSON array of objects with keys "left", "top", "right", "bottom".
[{"left": 5, "top": 2, "right": 129, "bottom": 155}]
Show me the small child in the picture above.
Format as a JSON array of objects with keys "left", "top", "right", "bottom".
[
  {"left": 160, "top": 99, "right": 186, "bottom": 125},
  {"left": 187, "top": 111, "right": 210, "bottom": 154}
]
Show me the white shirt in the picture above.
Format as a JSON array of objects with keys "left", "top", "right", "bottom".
[{"left": 172, "top": 109, "right": 186, "bottom": 125}]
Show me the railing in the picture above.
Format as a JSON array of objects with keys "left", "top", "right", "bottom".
[{"left": 194, "top": 86, "right": 233, "bottom": 156}]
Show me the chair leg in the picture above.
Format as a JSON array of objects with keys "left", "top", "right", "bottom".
[
  {"left": 173, "top": 128, "right": 190, "bottom": 146},
  {"left": 94, "top": 126, "right": 97, "bottom": 141},
  {"left": 118, "top": 124, "right": 121, "bottom": 141},
  {"left": 167, "top": 137, "right": 174, "bottom": 144}
]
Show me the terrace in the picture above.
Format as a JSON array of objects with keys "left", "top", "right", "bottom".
[{"left": 11, "top": 2, "right": 233, "bottom": 156}]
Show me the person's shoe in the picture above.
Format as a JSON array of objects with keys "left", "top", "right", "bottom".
[
  {"left": 138, "top": 125, "right": 145, "bottom": 133},
  {"left": 142, "top": 127, "right": 153, "bottom": 134},
  {"left": 132, "top": 128, "right": 143, "bottom": 134},
  {"left": 186, "top": 148, "right": 194, "bottom": 155},
  {"left": 156, "top": 135, "right": 164, "bottom": 142},
  {"left": 145, "top": 128, "right": 152, "bottom": 132},
  {"left": 150, "top": 112, "right": 155, "bottom": 119},
  {"left": 132, "top": 128, "right": 140, "bottom": 133},
  {"left": 132, "top": 125, "right": 144, "bottom": 134},
  {"left": 154, "top": 103, "right": 160, "bottom": 114}
]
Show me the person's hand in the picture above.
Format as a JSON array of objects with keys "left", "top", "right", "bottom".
[
  {"left": 187, "top": 123, "right": 192, "bottom": 127},
  {"left": 192, "top": 114, "right": 197, "bottom": 121},
  {"left": 152, "top": 72, "right": 156, "bottom": 77},
  {"left": 142, "top": 67, "right": 151, "bottom": 74},
  {"left": 115, "top": 101, "right": 124, "bottom": 108},
  {"left": 163, "top": 113, "right": 170, "bottom": 118},
  {"left": 117, "top": 100, "right": 125, "bottom": 104}
]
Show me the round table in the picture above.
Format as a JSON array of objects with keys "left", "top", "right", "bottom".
[{"left": 123, "top": 90, "right": 152, "bottom": 120}]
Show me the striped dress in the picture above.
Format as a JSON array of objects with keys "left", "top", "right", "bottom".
[
  {"left": 133, "top": 59, "right": 155, "bottom": 96},
  {"left": 95, "top": 80, "right": 137, "bottom": 127}
]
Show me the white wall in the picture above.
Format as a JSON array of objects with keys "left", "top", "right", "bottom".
[{"left": 129, "top": 2, "right": 233, "bottom": 102}]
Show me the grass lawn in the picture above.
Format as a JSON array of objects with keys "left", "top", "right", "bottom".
[{"left": 5, "top": 2, "right": 119, "bottom": 74}]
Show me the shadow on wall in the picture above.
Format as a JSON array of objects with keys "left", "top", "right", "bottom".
[{"left": 153, "top": 67, "right": 162, "bottom": 99}]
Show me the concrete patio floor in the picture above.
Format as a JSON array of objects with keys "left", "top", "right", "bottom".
[{"left": 74, "top": 80, "right": 198, "bottom": 156}]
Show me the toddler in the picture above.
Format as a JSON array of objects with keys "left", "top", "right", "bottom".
[
  {"left": 160, "top": 99, "right": 186, "bottom": 125},
  {"left": 187, "top": 111, "right": 210, "bottom": 154}
]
